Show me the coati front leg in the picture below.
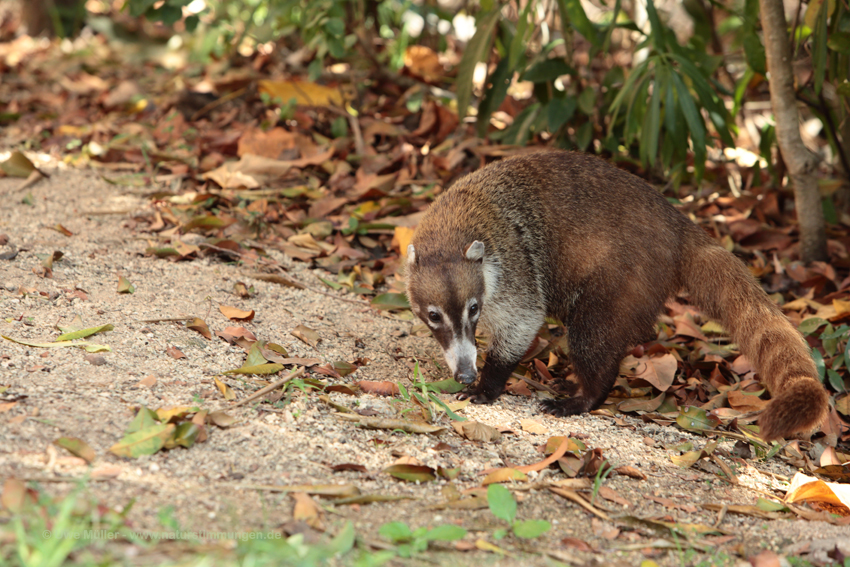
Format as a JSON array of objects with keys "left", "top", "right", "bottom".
[{"left": 458, "top": 307, "right": 544, "bottom": 404}]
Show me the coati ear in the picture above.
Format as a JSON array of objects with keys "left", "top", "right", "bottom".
[
  {"left": 465, "top": 240, "right": 485, "bottom": 262},
  {"left": 407, "top": 244, "right": 417, "bottom": 265}
]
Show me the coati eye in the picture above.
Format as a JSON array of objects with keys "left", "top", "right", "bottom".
[
  {"left": 469, "top": 303, "right": 479, "bottom": 316},
  {"left": 428, "top": 311, "right": 441, "bottom": 323}
]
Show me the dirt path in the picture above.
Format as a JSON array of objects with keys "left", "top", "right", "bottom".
[{"left": 1, "top": 163, "right": 848, "bottom": 566}]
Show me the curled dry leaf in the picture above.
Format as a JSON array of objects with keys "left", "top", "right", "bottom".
[
  {"left": 614, "top": 465, "right": 646, "bottom": 480},
  {"left": 519, "top": 418, "right": 548, "bottom": 435},
  {"left": 291, "top": 492, "right": 324, "bottom": 530},
  {"left": 208, "top": 411, "right": 237, "bottom": 428},
  {"left": 291, "top": 324, "right": 320, "bottom": 347},
  {"left": 116, "top": 276, "right": 135, "bottom": 294},
  {"left": 247, "top": 272, "right": 306, "bottom": 290},
  {"left": 219, "top": 305, "right": 255, "bottom": 321},
  {"left": 186, "top": 318, "right": 212, "bottom": 339},
  {"left": 166, "top": 346, "right": 186, "bottom": 359},
  {"left": 384, "top": 464, "right": 436, "bottom": 482},
  {"left": 516, "top": 436, "right": 569, "bottom": 473},
  {"left": 214, "top": 377, "right": 235, "bottom": 400},
  {"left": 53, "top": 437, "right": 95, "bottom": 464},
  {"left": 356, "top": 380, "right": 399, "bottom": 396},
  {"left": 334, "top": 413, "right": 446, "bottom": 434},
  {"left": 481, "top": 468, "right": 528, "bottom": 485},
  {"left": 452, "top": 421, "right": 501, "bottom": 442}
]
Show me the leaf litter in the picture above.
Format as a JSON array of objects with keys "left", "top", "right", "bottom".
[{"left": 0, "top": 29, "right": 848, "bottom": 566}]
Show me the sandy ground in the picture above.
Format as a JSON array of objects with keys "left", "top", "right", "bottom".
[{"left": 1, "top": 164, "right": 848, "bottom": 566}]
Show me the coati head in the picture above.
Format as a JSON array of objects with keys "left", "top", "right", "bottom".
[{"left": 406, "top": 240, "right": 494, "bottom": 384}]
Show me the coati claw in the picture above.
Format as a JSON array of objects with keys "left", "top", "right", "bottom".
[{"left": 457, "top": 390, "right": 494, "bottom": 404}]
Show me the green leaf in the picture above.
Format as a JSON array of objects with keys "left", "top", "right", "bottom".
[
  {"left": 456, "top": 8, "right": 501, "bottom": 121},
  {"left": 813, "top": 0, "right": 828, "bottom": 95},
  {"left": 827, "top": 32, "right": 850, "bottom": 53},
  {"left": 384, "top": 464, "right": 436, "bottom": 482},
  {"left": 54, "top": 437, "right": 96, "bottom": 463},
  {"left": 424, "top": 524, "right": 467, "bottom": 541},
  {"left": 477, "top": 58, "right": 513, "bottom": 137},
  {"left": 827, "top": 369, "right": 846, "bottom": 393},
  {"left": 223, "top": 363, "right": 284, "bottom": 376},
  {"left": 643, "top": 75, "right": 662, "bottom": 167},
  {"left": 812, "top": 349, "right": 826, "bottom": 383},
  {"left": 547, "top": 97, "right": 577, "bottom": 132},
  {"left": 512, "top": 519, "right": 551, "bottom": 539},
  {"left": 127, "top": 406, "right": 160, "bottom": 434},
  {"left": 330, "top": 522, "right": 356, "bottom": 555},
  {"left": 798, "top": 317, "right": 827, "bottom": 335},
  {"left": 671, "top": 70, "right": 706, "bottom": 171},
  {"left": 428, "top": 393, "right": 467, "bottom": 421},
  {"left": 246, "top": 342, "right": 269, "bottom": 367},
  {"left": 169, "top": 422, "right": 200, "bottom": 448},
  {"left": 522, "top": 59, "right": 576, "bottom": 83},
  {"left": 508, "top": 0, "right": 534, "bottom": 69},
  {"left": 487, "top": 484, "right": 517, "bottom": 523},
  {"left": 742, "top": 34, "right": 766, "bottom": 75},
  {"left": 109, "top": 423, "right": 174, "bottom": 458},
  {"left": 424, "top": 378, "right": 466, "bottom": 394},
  {"left": 325, "top": 17, "right": 345, "bottom": 37},
  {"left": 379, "top": 522, "right": 413, "bottom": 543},
  {"left": 676, "top": 406, "right": 720, "bottom": 432},
  {"left": 558, "top": 0, "right": 601, "bottom": 48},
  {"left": 644, "top": 0, "right": 668, "bottom": 51},
  {"left": 577, "top": 87, "right": 596, "bottom": 116},
  {"left": 56, "top": 324, "right": 114, "bottom": 342},
  {"left": 371, "top": 293, "right": 410, "bottom": 311}
]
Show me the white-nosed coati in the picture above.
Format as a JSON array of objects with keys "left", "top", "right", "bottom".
[{"left": 406, "top": 150, "right": 830, "bottom": 441}]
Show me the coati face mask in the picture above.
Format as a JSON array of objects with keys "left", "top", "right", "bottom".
[{"left": 405, "top": 241, "right": 487, "bottom": 384}]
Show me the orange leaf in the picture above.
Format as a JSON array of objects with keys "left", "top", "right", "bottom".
[
  {"left": 219, "top": 305, "right": 255, "bottom": 321},
  {"left": 516, "top": 437, "right": 568, "bottom": 473}
]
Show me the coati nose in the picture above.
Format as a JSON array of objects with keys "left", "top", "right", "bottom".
[{"left": 456, "top": 368, "right": 477, "bottom": 384}]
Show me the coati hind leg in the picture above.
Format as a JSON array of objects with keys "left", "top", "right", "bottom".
[{"left": 541, "top": 282, "right": 663, "bottom": 417}]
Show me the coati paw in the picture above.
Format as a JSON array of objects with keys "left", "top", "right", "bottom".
[
  {"left": 540, "top": 397, "right": 588, "bottom": 417},
  {"left": 457, "top": 389, "right": 496, "bottom": 404}
]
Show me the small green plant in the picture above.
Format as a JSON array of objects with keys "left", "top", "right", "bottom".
[
  {"left": 487, "top": 484, "right": 551, "bottom": 540},
  {"left": 378, "top": 521, "right": 467, "bottom": 558}
]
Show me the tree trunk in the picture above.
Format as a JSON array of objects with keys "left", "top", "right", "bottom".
[{"left": 759, "top": 0, "right": 828, "bottom": 262}]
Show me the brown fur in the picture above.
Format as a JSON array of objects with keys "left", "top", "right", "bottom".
[{"left": 406, "top": 150, "right": 829, "bottom": 441}]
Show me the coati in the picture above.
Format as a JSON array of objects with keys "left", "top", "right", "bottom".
[{"left": 405, "top": 150, "right": 830, "bottom": 441}]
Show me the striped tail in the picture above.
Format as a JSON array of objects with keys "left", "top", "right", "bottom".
[{"left": 682, "top": 232, "right": 829, "bottom": 441}]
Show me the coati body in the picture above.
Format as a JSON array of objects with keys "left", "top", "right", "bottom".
[{"left": 406, "top": 150, "right": 829, "bottom": 441}]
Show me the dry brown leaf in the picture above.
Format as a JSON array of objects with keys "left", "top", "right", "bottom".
[
  {"left": 519, "top": 418, "right": 548, "bottom": 435},
  {"left": 166, "top": 346, "right": 186, "bottom": 359},
  {"left": 452, "top": 421, "right": 501, "bottom": 442},
  {"left": 292, "top": 492, "right": 324, "bottom": 530},
  {"left": 219, "top": 305, "right": 255, "bottom": 321},
  {"left": 186, "top": 317, "right": 211, "bottom": 339},
  {"left": 481, "top": 468, "right": 528, "bottom": 485},
  {"left": 291, "top": 324, "right": 320, "bottom": 347},
  {"left": 356, "top": 380, "right": 400, "bottom": 396},
  {"left": 138, "top": 375, "right": 157, "bottom": 388},
  {"left": 517, "top": 436, "right": 568, "bottom": 473}
]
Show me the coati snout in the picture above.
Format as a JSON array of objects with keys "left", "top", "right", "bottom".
[
  {"left": 406, "top": 240, "right": 488, "bottom": 385},
  {"left": 404, "top": 150, "right": 830, "bottom": 442}
]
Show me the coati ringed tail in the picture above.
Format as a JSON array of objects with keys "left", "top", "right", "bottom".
[{"left": 405, "top": 150, "right": 829, "bottom": 441}]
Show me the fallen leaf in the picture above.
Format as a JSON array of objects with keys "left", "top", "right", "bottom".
[
  {"left": 220, "top": 305, "right": 255, "bottom": 321},
  {"left": 520, "top": 418, "right": 548, "bottom": 435},
  {"left": 166, "top": 346, "right": 186, "bottom": 359},
  {"left": 291, "top": 324, "right": 320, "bottom": 347},
  {"left": 117, "top": 276, "right": 135, "bottom": 294},
  {"left": 186, "top": 318, "right": 211, "bottom": 339},
  {"left": 481, "top": 468, "right": 528, "bottom": 485},
  {"left": 214, "top": 377, "right": 235, "bottom": 400},
  {"left": 452, "top": 421, "right": 501, "bottom": 442},
  {"left": 53, "top": 437, "right": 95, "bottom": 463},
  {"left": 356, "top": 380, "right": 400, "bottom": 396}
]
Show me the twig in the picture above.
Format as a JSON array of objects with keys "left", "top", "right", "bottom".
[
  {"left": 134, "top": 317, "right": 195, "bottom": 323},
  {"left": 511, "top": 372, "right": 559, "bottom": 395},
  {"left": 326, "top": 106, "right": 365, "bottom": 156},
  {"left": 229, "top": 367, "right": 305, "bottom": 409},
  {"left": 548, "top": 486, "right": 610, "bottom": 521},
  {"left": 191, "top": 88, "right": 247, "bottom": 122}
]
